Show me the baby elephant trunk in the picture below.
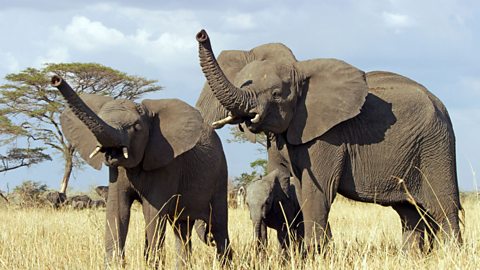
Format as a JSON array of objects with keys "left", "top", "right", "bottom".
[{"left": 254, "top": 220, "right": 268, "bottom": 250}]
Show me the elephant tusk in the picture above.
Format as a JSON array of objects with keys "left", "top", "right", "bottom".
[
  {"left": 250, "top": 113, "right": 261, "bottom": 124},
  {"left": 212, "top": 115, "right": 236, "bottom": 129},
  {"left": 89, "top": 146, "right": 102, "bottom": 159},
  {"left": 122, "top": 147, "right": 129, "bottom": 159}
]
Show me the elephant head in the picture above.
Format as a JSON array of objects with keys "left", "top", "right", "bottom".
[
  {"left": 245, "top": 169, "right": 292, "bottom": 247},
  {"left": 196, "top": 29, "right": 368, "bottom": 145},
  {"left": 52, "top": 75, "right": 203, "bottom": 171}
]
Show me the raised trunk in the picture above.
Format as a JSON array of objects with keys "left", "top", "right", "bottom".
[
  {"left": 51, "top": 75, "right": 122, "bottom": 147},
  {"left": 196, "top": 29, "right": 257, "bottom": 117}
]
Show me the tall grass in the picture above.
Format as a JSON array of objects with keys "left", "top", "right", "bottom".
[{"left": 0, "top": 195, "right": 479, "bottom": 269}]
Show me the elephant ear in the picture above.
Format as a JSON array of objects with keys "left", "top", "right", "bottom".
[
  {"left": 196, "top": 43, "right": 296, "bottom": 126},
  {"left": 142, "top": 99, "right": 203, "bottom": 171},
  {"left": 287, "top": 59, "right": 368, "bottom": 145},
  {"left": 60, "top": 94, "right": 114, "bottom": 170}
]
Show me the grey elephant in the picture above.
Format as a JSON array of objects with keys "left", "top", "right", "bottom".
[
  {"left": 246, "top": 169, "right": 303, "bottom": 252},
  {"left": 45, "top": 191, "right": 67, "bottom": 209},
  {"left": 66, "top": 195, "right": 93, "bottom": 210},
  {"left": 51, "top": 76, "right": 231, "bottom": 267},
  {"left": 72, "top": 199, "right": 90, "bottom": 210},
  {"left": 95, "top": 185, "right": 108, "bottom": 202},
  {"left": 195, "top": 30, "right": 462, "bottom": 252}
]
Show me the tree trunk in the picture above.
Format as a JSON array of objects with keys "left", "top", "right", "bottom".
[{"left": 59, "top": 147, "right": 74, "bottom": 194}]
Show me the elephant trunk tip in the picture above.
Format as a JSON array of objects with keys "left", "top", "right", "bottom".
[
  {"left": 51, "top": 75, "right": 62, "bottom": 87},
  {"left": 196, "top": 29, "right": 209, "bottom": 43}
]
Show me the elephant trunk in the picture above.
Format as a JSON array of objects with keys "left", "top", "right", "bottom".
[
  {"left": 254, "top": 220, "right": 268, "bottom": 249},
  {"left": 51, "top": 75, "right": 123, "bottom": 148},
  {"left": 196, "top": 29, "right": 257, "bottom": 117}
]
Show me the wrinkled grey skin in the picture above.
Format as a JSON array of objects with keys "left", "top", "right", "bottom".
[
  {"left": 246, "top": 169, "right": 303, "bottom": 252},
  {"left": 52, "top": 76, "right": 230, "bottom": 267},
  {"left": 195, "top": 30, "right": 462, "bottom": 253},
  {"left": 46, "top": 191, "right": 67, "bottom": 209},
  {"left": 95, "top": 186, "right": 109, "bottom": 202}
]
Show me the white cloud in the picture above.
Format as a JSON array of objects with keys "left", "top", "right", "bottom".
[
  {"left": 60, "top": 16, "right": 126, "bottom": 51},
  {"left": 382, "top": 12, "right": 414, "bottom": 29}
]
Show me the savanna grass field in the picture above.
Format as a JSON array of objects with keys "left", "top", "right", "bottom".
[{"left": 0, "top": 194, "right": 479, "bottom": 269}]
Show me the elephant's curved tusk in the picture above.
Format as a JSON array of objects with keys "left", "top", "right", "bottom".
[
  {"left": 212, "top": 115, "right": 236, "bottom": 129},
  {"left": 122, "top": 147, "right": 129, "bottom": 159},
  {"left": 89, "top": 146, "right": 102, "bottom": 159},
  {"left": 250, "top": 113, "right": 261, "bottom": 124}
]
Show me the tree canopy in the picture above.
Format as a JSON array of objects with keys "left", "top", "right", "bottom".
[{"left": 0, "top": 63, "right": 162, "bottom": 193}]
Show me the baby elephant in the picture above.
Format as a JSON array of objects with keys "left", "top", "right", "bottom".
[{"left": 245, "top": 169, "right": 303, "bottom": 251}]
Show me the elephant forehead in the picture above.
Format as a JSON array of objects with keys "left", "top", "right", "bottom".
[
  {"left": 234, "top": 60, "right": 281, "bottom": 87},
  {"left": 246, "top": 180, "right": 274, "bottom": 196},
  {"left": 99, "top": 100, "right": 140, "bottom": 126}
]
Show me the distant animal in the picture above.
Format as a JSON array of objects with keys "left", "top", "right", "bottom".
[
  {"left": 236, "top": 186, "right": 246, "bottom": 209},
  {"left": 245, "top": 169, "right": 303, "bottom": 251},
  {"left": 67, "top": 195, "right": 92, "bottom": 210},
  {"left": 45, "top": 191, "right": 67, "bottom": 209},
  {"left": 95, "top": 186, "right": 108, "bottom": 202},
  {"left": 90, "top": 199, "right": 106, "bottom": 208}
]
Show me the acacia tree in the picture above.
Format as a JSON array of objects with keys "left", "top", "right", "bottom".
[
  {"left": 0, "top": 63, "right": 162, "bottom": 193},
  {"left": 0, "top": 147, "right": 51, "bottom": 172}
]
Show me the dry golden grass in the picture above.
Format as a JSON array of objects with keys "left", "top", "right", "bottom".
[{"left": 0, "top": 195, "right": 479, "bottom": 269}]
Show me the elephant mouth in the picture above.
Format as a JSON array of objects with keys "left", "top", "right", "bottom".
[{"left": 94, "top": 146, "right": 129, "bottom": 167}]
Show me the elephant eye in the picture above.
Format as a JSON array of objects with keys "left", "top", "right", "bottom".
[
  {"left": 133, "top": 123, "right": 142, "bottom": 131},
  {"left": 272, "top": 89, "right": 282, "bottom": 99}
]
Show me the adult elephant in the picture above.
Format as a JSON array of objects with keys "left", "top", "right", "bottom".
[
  {"left": 195, "top": 30, "right": 462, "bottom": 252},
  {"left": 51, "top": 76, "right": 231, "bottom": 267}
]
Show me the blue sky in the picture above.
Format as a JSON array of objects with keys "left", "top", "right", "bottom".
[{"left": 0, "top": 0, "right": 479, "bottom": 192}]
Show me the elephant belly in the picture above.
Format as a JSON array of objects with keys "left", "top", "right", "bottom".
[{"left": 336, "top": 87, "right": 435, "bottom": 205}]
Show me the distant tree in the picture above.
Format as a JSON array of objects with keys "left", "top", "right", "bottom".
[
  {"left": 11, "top": 180, "right": 48, "bottom": 207},
  {"left": 0, "top": 63, "right": 162, "bottom": 194},
  {"left": 233, "top": 158, "right": 268, "bottom": 187},
  {"left": 228, "top": 126, "right": 268, "bottom": 187},
  {"left": 227, "top": 126, "right": 267, "bottom": 149},
  {"left": 0, "top": 147, "right": 51, "bottom": 172}
]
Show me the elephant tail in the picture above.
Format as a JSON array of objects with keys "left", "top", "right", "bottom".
[{"left": 194, "top": 220, "right": 216, "bottom": 247}]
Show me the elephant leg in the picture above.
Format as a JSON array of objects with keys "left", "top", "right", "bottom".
[
  {"left": 392, "top": 203, "right": 427, "bottom": 253},
  {"left": 172, "top": 219, "right": 194, "bottom": 269},
  {"left": 301, "top": 174, "right": 335, "bottom": 254},
  {"left": 104, "top": 181, "right": 134, "bottom": 266},
  {"left": 277, "top": 227, "right": 292, "bottom": 259},
  {"left": 437, "top": 211, "right": 462, "bottom": 246},
  {"left": 142, "top": 203, "right": 168, "bottom": 268},
  {"left": 210, "top": 190, "right": 232, "bottom": 263}
]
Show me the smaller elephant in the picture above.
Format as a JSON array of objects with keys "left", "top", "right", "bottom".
[
  {"left": 45, "top": 191, "right": 67, "bottom": 209},
  {"left": 245, "top": 169, "right": 303, "bottom": 251},
  {"left": 94, "top": 186, "right": 108, "bottom": 202}
]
